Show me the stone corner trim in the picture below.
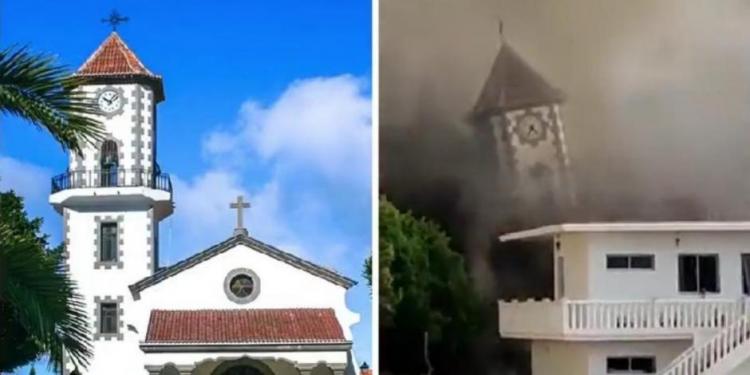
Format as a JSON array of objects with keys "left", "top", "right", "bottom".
[
  {"left": 93, "top": 215, "right": 125, "bottom": 269},
  {"left": 93, "top": 295, "right": 125, "bottom": 341}
]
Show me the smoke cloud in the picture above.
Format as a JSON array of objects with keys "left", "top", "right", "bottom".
[
  {"left": 381, "top": 1, "right": 750, "bottom": 372},
  {"left": 381, "top": 0, "right": 750, "bottom": 280}
]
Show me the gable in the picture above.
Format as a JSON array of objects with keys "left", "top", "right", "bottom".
[{"left": 129, "top": 234, "right": 356, "bottom": 300}]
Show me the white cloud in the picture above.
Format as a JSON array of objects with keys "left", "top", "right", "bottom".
[
  {"left": 167, "top": 170, "right": 309, "bottom": 262},
  {"left": 162, "top": 75, "right": 371, "bottom": 274},
  {"left": 0, "top": 156, "right": 52, "bottom": 201},
  {"left": 204, "top": 75, "right": 372, "bottom": 188}
]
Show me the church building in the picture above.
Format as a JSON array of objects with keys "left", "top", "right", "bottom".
[{"left": 49, "top": 32, "right": 361, "bottom": 375}]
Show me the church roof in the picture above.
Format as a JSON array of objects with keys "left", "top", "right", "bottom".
[
  {"left": 129, "top": 234, "right": 356, "bottom": 297},
  {"left": 76, "top": 32, "right": 165, "bottom": 102},
  {"left": 77, "top": 32, "right": 155, "bottom": 77},
  {"left": 144, "top": 308, "right": 347, "bottom": 345},
  {"left": 472, "top": 39, "right": 565, "bottom": 118}
]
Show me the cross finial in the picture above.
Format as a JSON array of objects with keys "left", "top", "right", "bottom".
[
  {"left": 229, "top": 195, "right": 251, "bottom": 236},
  {"left": 102, "top": 9, "right": 129, "bottom": 31}
]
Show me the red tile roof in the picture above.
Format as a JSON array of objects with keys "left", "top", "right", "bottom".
[
  {"left": 77, "top": 32, "right": 157, "bottom": 78},
  {"left": 145, "top": 308, "right": 346, "bottom": 344}
]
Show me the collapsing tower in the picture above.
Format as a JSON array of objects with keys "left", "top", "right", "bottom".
[{"left": 470, "top": 28, "right": 574, "bottom": 226}]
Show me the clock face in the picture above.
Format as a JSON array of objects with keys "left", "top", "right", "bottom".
[
  {"left": 97, "top": 89, "right": 123, "bottom": 114},
  {"left": 516, "top": 114, "right": 546, "bottom": 145}
]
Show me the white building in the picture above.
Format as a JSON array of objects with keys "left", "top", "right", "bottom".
[
  {"left": 498, "top": 222, "right": 750, "bottom": 375},
  {"left": 50, "top": 32, "right": 360, "bottom": 375}
]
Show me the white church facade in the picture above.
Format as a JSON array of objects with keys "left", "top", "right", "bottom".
[
  {"left": 498, "top": 223, "right": 750, "bottom": 375},
  {"left": 49, "top": 32, "right": 361, "bottom": 375}
]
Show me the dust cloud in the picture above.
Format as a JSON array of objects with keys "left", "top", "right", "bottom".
[{"left": 380, "top": 1, "right": 750, "bottom": 372}]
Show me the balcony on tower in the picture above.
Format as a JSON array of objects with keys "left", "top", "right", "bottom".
[{"left": 50, "top": 166, "right": 173, "bottom": 220}]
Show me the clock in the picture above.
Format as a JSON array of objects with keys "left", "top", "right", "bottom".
[
  {"left": 516, "top": 114, "right": 547, "bottom": 145},
  {"left": 97, "top": 89, "right": 124, "bottom": 115}
]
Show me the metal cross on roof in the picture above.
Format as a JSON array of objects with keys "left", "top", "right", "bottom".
[
  {"left": 102, "top": 9, "right": 129, "bottom": 31},
  {"left": 229, "top": 195, "right": 251, "bottom": 236}
]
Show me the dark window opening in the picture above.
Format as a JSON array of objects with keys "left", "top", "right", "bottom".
[
  {"left": 679, "top": 254, "right": 719, "bottom": 293},
  {"left": 607, "top": 256, "right": 629, "bottom": 269},
  {"left": 229, "top": 274, "right": 255, "bottom": 298},
  {"left": 607, "top": 255, "right": 654, "bottom": 270},
  {"left": 100, "top": 222, "right": 118, "bottom": 263},
  {"left": 100, "top": 140, "right": 119, "bottom": 187},
  {"left": 607, "top": 356, "right": 655, "bottom": 373},
  {"left": 742, "top": 254, "right": 750, "bottom": 295},
  {"left": 100, "top": 303, "right": 118, "bottom": 334},
  {"left": 630, "top": 255, "right": 654, "bottom": 269}
]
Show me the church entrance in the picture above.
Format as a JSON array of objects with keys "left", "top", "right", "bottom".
[
  {"left": 221, "top": 366, "right": 265, "bottom": 375},
  {"left": 209, "top": 358, "right": 274, "bottom": 375}
]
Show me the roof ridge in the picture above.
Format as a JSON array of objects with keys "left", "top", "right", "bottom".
[
  {"left": 130, "top": 234, "right": 356, "bottom": 297},
  {"left": 116, "top": 35, "right": 140, "bottom": 73},
  {"left": 77, "top": 33, "right": 113, "bottom": 74}
]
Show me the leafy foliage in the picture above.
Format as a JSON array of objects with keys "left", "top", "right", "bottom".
[
  {"left": 379, "top": 197, "right": 484, "bottom": 374},
  {"left": 0, "top": 45, "right": 103, "bottom": 154},
  {"left": 363, "top": 256, "right": 372, "bottom": 290},
  {"left": 0, "top": 191, "right": 92, "bottom": 372}
]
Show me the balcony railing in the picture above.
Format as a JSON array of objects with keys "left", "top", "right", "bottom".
[
  {"left": 51, "top": 168, "right": 172, "bottom": 194},
  {"left": 499, "top": 298, "right": 750, "bottom": 339}
]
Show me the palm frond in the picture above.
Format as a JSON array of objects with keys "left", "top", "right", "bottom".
[
  {"left": 0, "top": 45, "right": 104, "bottom": 154},
  {"left": 0, "top": 224, "right": 92, "bottom": 371}
]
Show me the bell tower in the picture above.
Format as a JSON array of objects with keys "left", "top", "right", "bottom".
[
  {"left": 471, "top": 28, "right": 573, "bottom": 225},
  {"left": 49, "top": 32, "right": 172, "bottom": 374}
]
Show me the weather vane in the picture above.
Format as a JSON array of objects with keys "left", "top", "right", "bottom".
[{"left": 102, "top": 9, "right": 129, "bottom": 31}]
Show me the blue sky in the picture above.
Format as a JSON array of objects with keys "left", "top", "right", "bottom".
[{"left": 0, "top": 1, "right": 372, "bottom": 373}]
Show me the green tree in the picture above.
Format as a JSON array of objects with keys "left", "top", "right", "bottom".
[
  {"left": 379, "top": 197, "right": 483, "bottom": 374},
  {"left": 0, "top": 192, "right": 91, "bottom": 372},
  {"left": 363, "top": 256, "right": 372, "bottom": 289},
  {"left": 0, "top": 46, "right": 103, "bottom": 154}
]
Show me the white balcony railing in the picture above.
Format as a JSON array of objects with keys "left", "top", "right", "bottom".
[{"left": 499, "top": 298, "right": 750, "bottom": 339}]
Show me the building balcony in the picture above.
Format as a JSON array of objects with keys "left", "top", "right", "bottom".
[
  {"left": 51, "top": 168, "right": 172, "bottom": 193},
  {"left": 498, "top": 298, "right": 750, "bottom": 340},
  {"left": 49, "top": 168, "right": 173, "bottom": 219}
]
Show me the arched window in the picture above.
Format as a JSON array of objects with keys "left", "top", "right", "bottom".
[
  {"left": 100, "top": 140, "right": 118, "bottom": 187},
  {"left": 159, "top": 364, "right": 180, "bottom": 375}
]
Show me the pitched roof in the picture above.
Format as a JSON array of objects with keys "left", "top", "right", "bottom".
[
  {"left": 472, "top": 40, "right": 564, "bottom": 118},
  {"left": 145, "top": 308, "right": 346, "bottom": 344},
  {"left": 129, "top": 234, "right": 356, "bottom": 297},
  {"left": 76, "top": 32, "right": 164, "bottom": 102},
  {"left": 77, "top": 32, "right": 156, "bottom": 77}
]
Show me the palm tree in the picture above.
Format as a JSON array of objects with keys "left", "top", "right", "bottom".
[
  {"left": 0, "top": 192, "right": 92, "bottom": 372},
  {"left": 0, "top": 45, "right": 99, "bottom": 372},
  {"left": 0, "top": 45, "right": 104, "bottom": 154}
]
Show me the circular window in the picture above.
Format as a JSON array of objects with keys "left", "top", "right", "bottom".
[
  {"left": 223, "top": 268, "right": 260, "bottom": 304},
  {"left": 229, "top": 274, "right": 254, "bottom": 298}
]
